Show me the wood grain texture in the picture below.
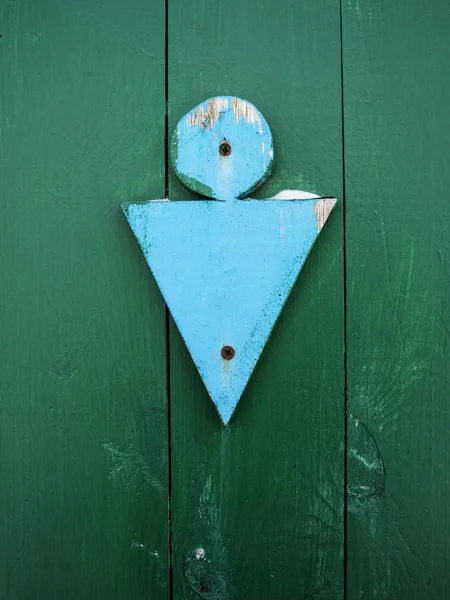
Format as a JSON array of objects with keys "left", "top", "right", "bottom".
[
  {"left": 343, "top": 1, "right": 450, "bottom": 597},
  {"left": 0, "top": 1, "right": 168, "bottom": 598},
  {"left": 168, "top": 1, "right": 345, "bottom": 598}
]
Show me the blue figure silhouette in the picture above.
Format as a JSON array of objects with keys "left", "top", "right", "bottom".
[{"left": 123, "top": 97, "right": 336, "bottom": 424}]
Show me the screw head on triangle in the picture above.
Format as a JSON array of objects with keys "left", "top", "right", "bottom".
[{"left": 122, "top": 97, "right": 337, "bottom": 425}]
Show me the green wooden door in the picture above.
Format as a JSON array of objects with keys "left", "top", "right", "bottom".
[{"left": 1, "top": 1, "right": 448, "bottom": 598}]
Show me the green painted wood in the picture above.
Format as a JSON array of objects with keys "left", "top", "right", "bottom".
[
  {"left": 343, "top": 2, "right": 450, "bottom": 598},
  {"left": 168, "top": 1, "right": 345, "bottom": 598},
  {"left": 0, "top": 1, "right": 168, "bottom": 598}
]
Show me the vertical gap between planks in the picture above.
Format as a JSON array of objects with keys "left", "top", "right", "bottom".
[
  {"left": 164, "top": 0, "right": 174, "bottom": 596},
  {"left": 339, "top": 0, "right": 348, "bottom": 597}
]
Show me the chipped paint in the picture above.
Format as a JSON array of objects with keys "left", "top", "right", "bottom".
[
  {"left": 314, "top": 198, "right": 337, "bottom": 232},
  {"left": 187, "top": 97, "right": 229, "bottom": 129},
  {"left": 231, "top": 97, "right": 263, "bottom": 132},
  {"left": 195, "top": 548, "right": 205, "bottom": 560}
]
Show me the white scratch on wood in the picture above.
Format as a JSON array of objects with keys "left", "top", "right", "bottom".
[{"left": 102, "top": 442, "right": 164, "bottom": 492}]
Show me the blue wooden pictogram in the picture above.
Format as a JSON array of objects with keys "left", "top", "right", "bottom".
[{"left": 122, "top": 96, "right": 336, "bottom": 425}]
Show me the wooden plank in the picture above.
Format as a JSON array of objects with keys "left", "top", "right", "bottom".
[
  {"left": 0, "top": 1, "right": 168, "bottom": 598},
  {"left": 168, "top": 1, "right": 345, "bottom": 597},
  {"left": 343, "top": 1, "right": 450, "bottom": 597}
]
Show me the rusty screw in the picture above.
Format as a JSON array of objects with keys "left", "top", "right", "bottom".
[
  {"left": 221, "top": 345, "right": 235, "bottom": 360},
  {"left": 219, "top": 140, "right": 231, "bottom": 156}
]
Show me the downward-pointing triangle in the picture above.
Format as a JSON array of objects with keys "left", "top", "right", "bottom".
[{"left": 123, "top": 196, "right": 336, "bottom": 424}]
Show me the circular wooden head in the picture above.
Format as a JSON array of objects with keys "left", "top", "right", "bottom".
[{"left": 170, "top": 96, "right": 274, "bottom": 200}]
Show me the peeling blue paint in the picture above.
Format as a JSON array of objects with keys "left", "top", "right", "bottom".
[{"left": 122, "top": 97, "right": 336, "bottom": 424}]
